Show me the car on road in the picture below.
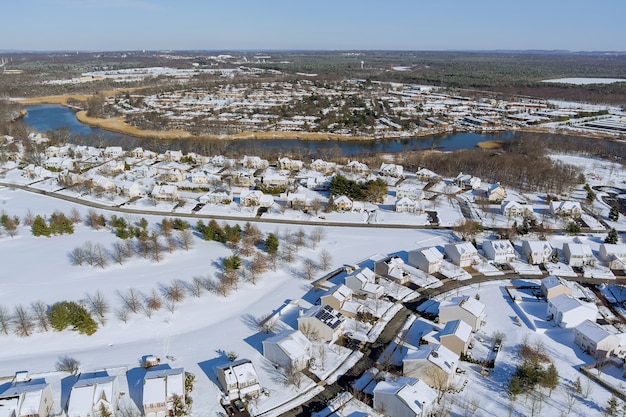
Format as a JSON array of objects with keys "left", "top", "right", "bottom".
[{"left": 233, "top": 399, "right": 245, "bottom": 412}]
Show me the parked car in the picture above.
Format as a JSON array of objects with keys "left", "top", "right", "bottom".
[
  {"left": 233, "top": 399, "right": 245, "bottom": 412},
  {"left": 224, "top": 405, "right": 236, "bottom": 416}
]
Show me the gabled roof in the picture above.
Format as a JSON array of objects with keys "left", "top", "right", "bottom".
[
  {"left": 564, "top": 243, "right": 593, "bottom": 257},
  {"left": 541, "top": 275, "right": 567, "bottom": 290},
  {"left": 440, "top": 296, "right": 485, "bottom": 318},
  {"left": 549, "top": 294, "right": 598, "bottom": 314},
  {"left": 575, "top": 319, "right": 614, "bottom": 344},
  {"left": 419, "top": 247, "right": 444, "bottom": 263},
  {"left": 523, "top": 239, "right": 552, "bottom": 252},
  {"left": 302, "top": 305, "right": 345, "bottom": 329},
  {"left": 404, "top": 344, "right": 459, "bottom": 375},
  {"left": 374, "top": 377, "right": 437, "bottom": 414},
  {"left": 440, "top": 319, "right": 472, "bottom": 342},
  {"left": 264, "top": 330, "right": 311, "bottom": 360}
]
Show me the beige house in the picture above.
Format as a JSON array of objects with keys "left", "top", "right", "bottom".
[
  {"left": 438, "top": 296, "right": 486, "bottom": 331},
  {"left": 333, "top": 195, "right": 353, "bottom": 212},
  {"left": 374, "top": 255, "right": 411, "bottom": 285},
  {"left": 599, "top": 244, "right": 626, "bottom": 270},
  {"left": 486, "top": 183, "right": 507, "bottom": 201},
  {"left": 550, "top": 201, "right": 582, "bottom": 218},
  {"left": 444, "top": 242, "right": 478, "bottom": 267},
  {"left": 574, "top": 319, "right": 619, "bottom": 359},
  {"left": 501, "top": 200, "right": 533, "bottom": 217},
  {"left": 142, "top": 367, "right": 185, "bottom": 417},
  {"left": 402, "top": 344, "right": 459, "bottom": 388},
  {"left": 298, "top": 304, "right": 345, "bottom": 343},
  {"left": 439, "top": 319, "right": 473, "bottom": 356},
  {"left": 320, "top": 284, "right": 362, "bottom": 318},
  {"left": 522, "top": 240, "right": 553, "bottom": 265},
  {"left": 408, "top": 247, "right": 444, "bottom": 274},
  {"left": 540, "top": 275, "right": 572, "bottom": 300}
]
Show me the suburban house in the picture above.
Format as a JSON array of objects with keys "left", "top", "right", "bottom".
[
  {"left": 241, "top": 155, "right": 269, "bottom": 169},
  {"left": 310, "top": 159, "right": 337, "bottom": 173},
  {"left": 215, "top": 359, "right": 261, "bottom": 401},
  {"left": 501, "top": 200, "right": 533, "bottom": 217},
  {"left": 396, "top": 184, "right": 425, "bottom": 201},
  {"left": 67, "top": 372, "right": 118, "bottom": 417},
  {"left": 408, "top": 247, "right": 444, "bottom": 274},
  {"left": 378, "top": 163, "right": 404, "bottom": 177},
  {"left": 198, "top": 191, "right": 231, "bottom": 205},
  {"left": 100, "top": 160, "right": 124, "bottom": 174},
  {"left": 233, "top": 172, "right": 255, "bottom": 187},
  {"left": 320, "top": 284, "right": 362, "bottom": 318},
  {"left": 547, "top": 294, "right": 598, "bottom": 328},
  {"left": 522, "top": 240, "right": 553, "bottom": 265},
  {"left": 415, "top": 167, "right": 438, "bottom": 182},
  {"left": 374, "top": 255, "right": 411, "bottom": 285},
  {"left": 550, "top": 201, "right": 582, "bottom": 218},
  {"left": 402, "top": 344, "right": 459, "bottom": 388},
  {"left": 333, "top": 195, "right": 353, "bottom": 212},
  {"left": 486, "top": 183, "right": 507, "bottom": 201},
  {"left": 298, "top": 304, "right": 345, "bottom": 343},
  {"left": 574, "top": 319, "right": 620, "bottom": 359},
  {"left": 190, "top": 171, "right": 210, "bottom": 184},
  {"left": 262, "top": 329, "right": 312, "bottom": 371},
  {"left": 260, "top": 174, "right": 289, "bottom": 189},
  {"left": 373, "top": 377, "right": 437, "bottom": 417},
  {"left": 131, "top": 147, "right": 145, "bottom": 158},
  {"left": 439, "top": 319, "right": 473, "bottom": 356},
  {"left": 438, "top": 296, "right": 486, "bottom": 331},
  {"left": 346, "top": 160, "right": 369, "bottom": 174},
  {"left": 159, "top": 168, "right": 185, "bottom": 183},
  {"left": 395, "top": 197, "right": 420, "bottom": 214},
  {"left": 344, "top": 267, "right": 384, "bottom": 299},
  {"left": 89, "top": 175, "right": 115, "bottom": 191},
  {"left": 482, "top": 239, "right": 516, "bottom": 264},
  {"left": 142, "top": 366, "right": 185, "bottom": 417},
  {"left": 104, "top": 146, "right": 123, "bottom": 159},
  {"left": 562, "top": 243, "right": 595, "bottom": 267},
  {"left": 119, "top": 181, "right": 141, "bottom": 198},
  {"left": 277, "top": 157, "right": 303, "bottom": 171},
  {"left": 150, "top": 185, "right": 180, "bottom": 201},
  {"left": 239, "top": 189, "right": 274, "bottom": 208},
  {"left": 444, "top": 242, "right": 478, "bottom": 268},
  {"left": 455, "top": 172, "right": 481, "bottom": 190},
  {"left": 164, "top": 150, "right": 183, "bottom": 162},
  {"left": 44, "top": 156, "right": 74, "bottom": 171},
  {"left": 599, "top": 243, "right": 626, "bottom": 269},
  {"left": 540, "top": 275, "right": 573, "bottom": 300},
  {"left": 0, "top": 372, "right": 54, "bottom": 417},
  {"left": 286, "top": 193, "right": 307, "bottom": 209}
]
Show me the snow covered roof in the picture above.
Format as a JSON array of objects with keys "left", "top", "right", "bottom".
[
  {"left": 483, "top": 239, "right": 513, "bottom": 252},
  {"left": 265, "top": 330, "right": 311, "bottom": 360},
  {"left": 575, "top": 319, "right": 614, "bottom": 344},
  {"left": 303, "top": 304, "right": 345, "bottom": 329},
  {"left": 143, "top": 367, "right": 184, "bottom": 405},
  {"left": 418, "top": 247, "right": 444, "bottom": 263},
  {"left": 541, "top": 275, "right": 567, "bottom": 290},
  {"left": 373, "top": 377, "right": 437, "bottom": 414},
  {"left": 445, "top": 242, "right": 477, "bottom": 256},
  {"left": 404, "top": 344, "right": 459, "bottom": 375},
  {"left": 440, "top": 319, "right": 472, "bottom": 342},
  {"left": 441, "top": 296, "right": 485, "bottom": 318},
  {"left": 68, "top": 374, "right": 116, "bottom": 414},
  {"left": 564, "top": 243, "right": 593, "bottom": 257},
  {"left": 549, "top": 294, "right": 598, "bottom": 314},
  {"left": 524, "top": 239, "right": 552, "bottom": 252}
]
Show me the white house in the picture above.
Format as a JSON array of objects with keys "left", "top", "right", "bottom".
[
  {"left": 547, "top": 294, "right": 598, "bottom": 328},
  {"left": 262, "top": 330, "right": 312, "bottom": 371},
  {"left": 501, "top": 200, "right": 533, "bottom": 217},
  {"left": 67, "top": 373, "right": 118, "bottom": 417},
  {"left": 298, "top": 304, "right": 345, "bottom": 343},
  {"left": 374, "top": 255, "right": 410, "bottom": 285},
  {"left": 482, "top": 239, "right": 516, "bottom": 264},
  {"left": 151, "top": 185, "right": 180, "bottom": 201},
  {"left": 198, "top": 191, "right": 231, "bottom": 205},
  {"left": 439, "top": 319, "right": 473, "bottom": 356},
  {"left": 574, "top": 319, "right": 620, "bottom": 359},
  {"left": 104, "top": 146, "right": 123, "bottom": 159},
  {"left": 277, "top": 157, "right": 303, "bottom": 171},
  {"left": 373, "top": 377, "right": 437, "bottom": 417},
  {"left": 396, "top": 184, "right": 425, "bottom": 201},
  {"left": 164, "top": 150, "right": 183, "bottom": 162},
  {"left": 239, "top": 189, "right": 274, "bottom": 208},
  {"left": 310, "top": 159, "right": 336, "bottom": 173},
  {"left": 0, "top": 373, "right": 54, "bottom": 417},
  {"left": 333, "top": 195, "right": 353, "bottom": 212},
  {"left": 408, "top": 247, "right": 443, "bottom": 274},
  {"left": 444, "top": 242, "right": 478, "bottom": 267},
  {"left": 438, "top": 296, "right": 486, "bottom": 331},
  {"left": 455, "top": 172, "right": 481, "bottom": 189},
  {"left": 215, "top": 359, "right": 261, "bottom": 401},
  {"left": 415, "top": 167, "right": 438, "bottom": 182},
  {"left": 344, "top": 267, "right": 384, "bottom": 299},
  {"left": 119, "top": 181, "right": 141, "bottom": 198},
  {"left": 395, "top": 197, "right": 420, "bottom": 214},
  {"left": 550, "top": 201, "right": 582, "bottom": 218},
  {"left": 599, "top": 243, "right": 626, "bottom": 269},
  {"left": 486, "top": 183, "right": 507, "bottom": 201},
  {"left": 563, "top": 243, "right": 594, "bottom": 267},
  {"left": 378, "top": 163, "right": 404, "bottom": 177},
  {"left": 241, "top": 155, "right": 269, "bottom": 169},
  {"left": 540, "top": 275, "right": 573, "bottom": 300},
  {"left": 402, "top": 344, "right": 459, "bottom": 388},
  {"left": 142, "top": 367, "right": 185, "bottom": 417},
  {"left": 522, "top": 240, "right": 553, "bottom": 265},
  {"left": 346, "top": 160, "right": 369, "bottom": 173}
]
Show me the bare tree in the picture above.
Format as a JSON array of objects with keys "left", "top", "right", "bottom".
[
  {"left": 281, "top": 240, "right": 295, "bottom": 263},
  {"left": 188, "top": 277, "right": 204, "bottom": 297},
  {"left": 161, "top": 280, "right": 186, "bottom": 305},
  {"left": 299, "top": 322, "right": 320, "bottom": 341},
  {"left": 281, "top": 363, "right": 304, "bottom": 389},
  {"left": 85, "top": 291, "right": 109, "bottom": 325},
  {"left": 302, "top": 258, "right": 317, "bottom": 281},
  {"left": 56, "top": 355, "right": 81, "bottom": 373},
  {"left": 249, "top": 252, "right": 268, "bottom": 283},
  {"left": 150, "top": 232, "right": 162, "bottom": 262},
  {"left": 316, "top": 342, "right": 327, "bottom": 371},
  {"left": 119, "top": 288, "right": 141, "bottom": 314},
  {"left": 310, "top": 227, "right": 325, "bottom": 248},
  {"left": 319, "top": 249, "right": 332, "bottom": 271},
  {"left": 178, "top": 229, "right": 194, "bottom": 251},
  {"left": 294, "top": 228, "right": 306, "bottom": 250},
  {"left": 69, "top": 247, "right": 86, "bottom": 266},
  {"left": 31, "top": 300, "right": 50, "bottom": 332},
  {"left": 12, "top": 304, "right": 35, "bottom": 337},
  {"left": 94, "top": 243, "right": 108, "bottom": 269},
  {"left": 70, "top": 208, "right": 82, "bottom": 224},
  {"left": 84, "top": 241, "right": 96, "bottom": 266},
  {"left": 115, "top": 308, "right": 129, "bottom": 324},
  {"left": 256, "top": 314, "right": 278, "bottom": 334},
  {"left": 111, "top": 241, "right": 128, "bottom": 265},
  {"left": 0, "top": 305, "right": 10, "bottom": 335},
  {"left": 145, "top": 289, "right": 163, "bottom": 312},
  {"left": 23, "top": 209, "right": 35, "bottom": 226}
]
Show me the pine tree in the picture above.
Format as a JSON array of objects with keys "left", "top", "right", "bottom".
[
  {"left": 31, "top": 215, "right": 51, "bottom": 237},
  {"left": 540, "top": 363, "right": 559, "bottom": 396},
  {"left": 609, "top": 204, "right": 620, "bottom": 222},
  {"left": 264, "top": 233, "right": 279, "bottom": 255},
  {"left": 605, "top": 228, "right": 619, "bottom": 244}
]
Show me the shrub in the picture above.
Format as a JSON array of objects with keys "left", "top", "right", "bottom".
[
  {"left": 49, "top": 301, "right": 98, "bottom": 335},
  {"left": 56, "top": 355, "right": 81, "bottom": 373}
]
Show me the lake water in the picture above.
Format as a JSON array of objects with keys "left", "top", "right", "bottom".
[{"left": 23, "top": 104, "right": 520, "bottom": 157}]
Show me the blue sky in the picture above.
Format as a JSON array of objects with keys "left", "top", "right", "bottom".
[{"left": 2, "top": 0, "right": 624, "bottom": 51}]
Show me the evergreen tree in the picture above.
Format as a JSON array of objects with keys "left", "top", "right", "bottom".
[
  {"left": 49, "top": 301, "right": 98, "bottom": 335},
  {"left": 223, "top": 254, "right": 242, "bottom": 272},
  {"left": 31, "top": 215, "right": 51, "bottom": 237},
  {"left": 264, "top": 233, "right": 279, "bottom": 255},
  {"left": 605, "top": 228, "right": 619, "bottom": 244},
  {"left": 609, "top": 205, "right": 620, "bottom": 222},
  {"left": 540, "top": 363, "right": 559, "bottom": 396},
  {"left": 606, "top": 394, "right": 619, "bottom": 416},
  {"left": 507, "top": 375, "right": 522, "bottom": 400}
]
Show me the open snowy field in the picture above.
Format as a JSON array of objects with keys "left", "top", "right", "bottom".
[{"left": 0, "top": 185, "right": 455, "bottom": 416}]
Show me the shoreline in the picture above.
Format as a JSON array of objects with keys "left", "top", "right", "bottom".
[{"left": 16, "top": 95, "right": 614, "bottom": 145}]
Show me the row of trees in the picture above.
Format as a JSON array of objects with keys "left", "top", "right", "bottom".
[{"left": 329, "top": 174, "right": 388, "bottom": 203}]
